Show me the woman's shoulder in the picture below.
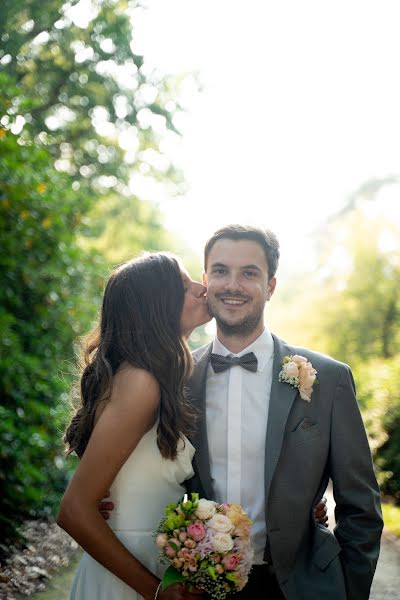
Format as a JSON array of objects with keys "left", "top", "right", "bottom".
[
  {"left": 116, "top": 361, "right": 158, "bottom": 383},
  {"left": 112, "top": 363, "right": 160, "bottom": 409},
  {"left": 98, "top": 365, "right": 160, "bottom": 434}
]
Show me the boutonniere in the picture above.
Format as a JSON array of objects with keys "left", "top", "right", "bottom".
[{"left": 278, "top": 355, "right": 318, "bottom": 402}]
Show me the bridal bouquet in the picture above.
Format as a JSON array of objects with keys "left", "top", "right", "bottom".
[{"left": 154, "top": 493, "right": 254, "bottom": 600}]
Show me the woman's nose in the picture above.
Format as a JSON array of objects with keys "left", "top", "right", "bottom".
[{"left": 194, "top": 281, "right": 207, "bottom": 296}]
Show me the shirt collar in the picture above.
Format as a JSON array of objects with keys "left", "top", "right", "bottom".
[{"left": 212, "top": 328, "right": 274, "bottom": 373}]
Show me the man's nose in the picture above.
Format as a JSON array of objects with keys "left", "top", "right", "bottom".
[{"left": 224, "top": 273, "right": 243, "bottom": 291}]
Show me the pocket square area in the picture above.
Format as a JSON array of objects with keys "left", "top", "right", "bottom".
[{"left": 293, "top": 417, "right": 318, "bottom": 432}]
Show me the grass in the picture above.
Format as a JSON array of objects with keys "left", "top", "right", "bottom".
[{"left": 382, "top": 502, "right": 400, "bottom": 538}]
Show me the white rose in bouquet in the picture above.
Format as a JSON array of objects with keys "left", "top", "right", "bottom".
[
  {"left": 208, "top": 514, "right": 235, "bottom": 534},
  {"left": 212, "top": 532, "right": 234, "bottom": 553},
  {"left": 194, "top": 498, "right": 217, "bottom": 520}
]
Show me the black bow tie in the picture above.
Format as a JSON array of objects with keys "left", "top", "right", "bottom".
[{"left": 210, "top": 352, "right": 258, "bottom": 374}]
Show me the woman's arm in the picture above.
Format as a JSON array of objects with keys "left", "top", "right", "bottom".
[{"left": 58, "top": 366, "right": 163, "bottom": 599}]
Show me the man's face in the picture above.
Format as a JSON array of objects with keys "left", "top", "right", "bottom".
[{"left": 204, "top": 239, "right": 276, "bottom": 337}]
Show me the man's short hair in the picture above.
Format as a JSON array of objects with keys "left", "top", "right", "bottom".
[{"left": 204, "top": 224, "right": 280, "bottom": 280}]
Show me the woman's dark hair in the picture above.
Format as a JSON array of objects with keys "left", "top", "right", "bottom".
[{"left": 64, "top": 252, "right": 195, "bottom": 460}]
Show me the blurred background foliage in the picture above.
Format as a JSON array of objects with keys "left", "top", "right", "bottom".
[
  {"left": 0, "top": 0, "right": 208, "bottom": 557},
  {"left": 0, "top": 0, "right": 399, "bottom": 559},
  {"left": 269, "top": 178, "right": 400, "bottom": 504}
]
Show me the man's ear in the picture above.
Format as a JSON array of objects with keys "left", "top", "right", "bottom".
[
  {"left": 202, "top": 272, "right": 207, "bottom": 286},
  {"left": 267, "top": 276, "right": 277, "bottom": 301}
]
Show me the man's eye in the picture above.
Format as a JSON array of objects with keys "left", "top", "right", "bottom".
[
  {"left": 244, "top": 271, "right": 257, "bottom": 277},
  {"left": 213, "top": 268, "right": 226, "bottom": 275}
]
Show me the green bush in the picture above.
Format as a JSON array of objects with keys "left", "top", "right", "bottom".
[
  {"left": 0, "top": 130, "right": 100, "bottom": 555},
  {"left": 355, "top": 356, "right": 400, "bottom": 504}
]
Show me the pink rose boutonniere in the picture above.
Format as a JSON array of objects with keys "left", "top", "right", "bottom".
[{"left": 278, "top": 355, "right": 318, "bottom": 402}]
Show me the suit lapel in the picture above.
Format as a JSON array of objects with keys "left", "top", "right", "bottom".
[
  {"left": 265, "top": 335, "right": 298, "bottom": 502},
  {"left": 189, "top": 343, "right": 214, "bottom": 499}
]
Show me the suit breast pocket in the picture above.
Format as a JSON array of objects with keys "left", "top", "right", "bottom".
[{"left": 289, "top": 417, "right": 321, "bottom": 446}]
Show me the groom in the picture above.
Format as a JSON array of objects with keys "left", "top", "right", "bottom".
[{"left": 185, "top": 224, "right": 383, "bottom": 599}]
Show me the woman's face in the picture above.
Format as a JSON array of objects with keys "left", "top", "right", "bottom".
[{"left": 179, "top": 269, "right": 211, "bottom": 337}]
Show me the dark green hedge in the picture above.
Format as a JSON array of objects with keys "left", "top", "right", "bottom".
[{"left": 0, "top": 130, "right": 101, "bottom": 555}]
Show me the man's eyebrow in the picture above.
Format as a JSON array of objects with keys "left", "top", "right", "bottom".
[
  {"left": 241, "top": 264, "right": 262, "bottom": 271},
  {"left": 210, "top": 262, "right": 262, "bottom": 271}
]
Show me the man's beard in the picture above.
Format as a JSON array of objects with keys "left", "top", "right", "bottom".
[{"left": 208, "top": 299, "right": 265, "bottom": 336}]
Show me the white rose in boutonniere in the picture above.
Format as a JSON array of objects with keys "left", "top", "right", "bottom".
[{"left": 279, "top": 354, "right": 318, "bottom": 402}]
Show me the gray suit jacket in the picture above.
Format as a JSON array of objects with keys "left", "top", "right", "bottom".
[{"left": 185, "top": 334, "right": 383, "bottom": 600}]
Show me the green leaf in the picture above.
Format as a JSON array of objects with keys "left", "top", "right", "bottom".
[
  {"left": 226, "top": 572, "right": 239, "bottom": 584},
  {"left": 168, "top": 541, "right": 179, "bottom": 552},
  {"left": 161, "top": 566, "right": 187, "bottom": 591}
]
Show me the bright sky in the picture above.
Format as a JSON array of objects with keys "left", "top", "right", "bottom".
[{"left": 131, "top": 0, "right": 400, "bottom": 269}]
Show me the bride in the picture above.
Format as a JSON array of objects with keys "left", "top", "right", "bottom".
[{"left": 57, "top": 252, "right": 210, "bottom": 600}]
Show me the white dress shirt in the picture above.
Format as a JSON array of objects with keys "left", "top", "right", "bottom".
[{"left": 205, "top": 328, "right": 274, "bottom": 564}]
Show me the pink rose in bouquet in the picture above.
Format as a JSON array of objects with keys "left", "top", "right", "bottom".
[
  {"left": 154, "top": 493, "right": 254, "bottom": 600},
  {"left": 187, "top": 521, "right": 207, "bottom": 542}
]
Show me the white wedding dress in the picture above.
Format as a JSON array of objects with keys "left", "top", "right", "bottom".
[{"left": 70, "top": 423, "right": 195, "bottom": 599}]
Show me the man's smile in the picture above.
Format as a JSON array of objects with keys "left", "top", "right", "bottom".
[{"left": 218, "top": 296, "right": 249, "bottom": 306}]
